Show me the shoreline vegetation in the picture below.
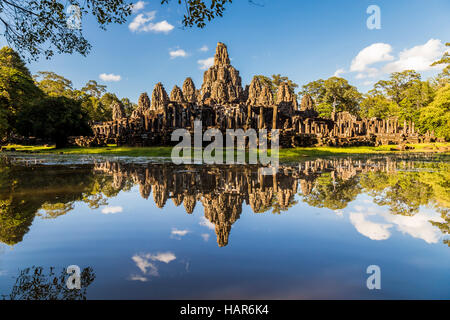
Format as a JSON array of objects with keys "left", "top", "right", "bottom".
[{"left": 1, "top": 142, "right": 449, "bottom": 160}]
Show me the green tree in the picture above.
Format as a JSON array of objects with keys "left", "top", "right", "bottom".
[
  {"left": 300, "top": 77, "right": 362, "bottom": 118},
  {"left": 33, "top": 71, "right": 74, "bottom": 98},
  {"left": 418, "top": 84, "right": 450, "bottom": 140},
  {"left": 0, "top": 47, "right": 42, "bottom": 139},
  {"left": 372, "top": 70, "right": 435, "bottom": 123},
  {"left": 81, "top": 80, "right": 107, "bottom": 99},
  {"left": 431, "top": 42, "right": 450, "bottom": 88},
  {"left": 16, "top": 96, "right": 91, "bottom": 147},
  {"left": 359, "top": 91, "right": 397, "bottom": 119},
  {"left": 121, "top": 97, "right": 137, "bottom": 118}
]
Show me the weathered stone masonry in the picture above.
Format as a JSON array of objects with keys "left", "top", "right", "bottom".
[{"left": 79, "top": 42, "right": 436, "bottom": 148}]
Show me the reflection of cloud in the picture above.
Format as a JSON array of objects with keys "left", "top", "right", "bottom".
[
  {"left": 349, "top": 204, "right": 445, "bottom": 243},
  {"left": 382, "top": 211, "right": 444, "bottom": 244},
  {"left": 349, "top": 212, "right": 392, "bottom": 240},
  {"left": 150, "top": 252, "right": 176, "bottom": 264},
  {"left": 130, "top": 274, "right": 148, "bottom": 282},
  {"left": 101, "top": 206, "right": 123, "bottom": 214},
  {"left": 201, "top": 233, "right": 210, "bottom": 242},
  {"left": 130, "top": 251, "right": 176, "bottom": 281},
  {"left": 334, "top": 209, "right": 343, "bottom": 217},
  {"left": 132, "top": 254, "right": 159, "bottom": 276},
  {"left": 199, "top": 217, "right": 215, "bottom": 230},
  {"left": 171, "top": 228, "right": 189, "bottom": 238}
]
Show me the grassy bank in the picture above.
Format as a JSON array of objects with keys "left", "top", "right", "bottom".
[{"left": 2, "top": 142, "right": 449, "bottom": 160}]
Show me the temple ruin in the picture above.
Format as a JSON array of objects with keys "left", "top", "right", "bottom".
[{"left": 79, "top": 42, "right": 436, "bottom": 148}]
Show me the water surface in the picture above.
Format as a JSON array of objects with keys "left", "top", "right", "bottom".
[{"left": 0, "top": 153, "right": 448, "bottom": 299}]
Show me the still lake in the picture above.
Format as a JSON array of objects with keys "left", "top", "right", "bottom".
[{"left": 0, "top": 153, "right": 448, "bottom": 299}]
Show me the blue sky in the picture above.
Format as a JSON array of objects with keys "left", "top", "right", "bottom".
[{"left": 5, "top": 0, "right": 450, "bottom": 102}]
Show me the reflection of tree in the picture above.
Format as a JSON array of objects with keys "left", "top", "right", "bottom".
[
  {"left": 1, "top": 157, "right": 449, "bottom": 247},
  {"left": 0, "top": 198, "right": 37, "bottom": 245},
  {"left": 0, "top": 162, "right": 131, "bottom": 245},
  {"left": 360, "top": 162, "right": 450, "bottom": 216},
  {"left": 300, "top": 173, "right": 361, "bottom": 210},
  {"left": 361, "top": 172, "right": 433, "bottom": 216},
  {"left": 430, "top": 210, "right": 450, "bottom": 247},
  {"left": 2, "top": 266, "right": 95, "bottom": 300}
]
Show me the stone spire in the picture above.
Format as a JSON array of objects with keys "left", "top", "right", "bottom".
[
  {"left": 299, "top": 93, "right": 318, "bottom": 117},
  {"left": 246, "top": 77, "right": 262, "bottom": 106},
  {"left": 276, "top": 82, "right": 298, "bottom": 115},
  {"left": 200, "top": 42, "right": 243, "bottom": 105},
  {"left": 150, "top": 82, "right": 169, "bottom": 111},
  {"left": 182, "top": 77, "right": 197, "bottom": 103},
  {"left": 300, "top": 94, "right": 314, "bottom": 111},
  {"left": 257, "top": 86, "right": 274, "bottom": 107},
  {"left": 214, "top": 42, "right": 231, "bottom": 66},
  {"left": 170, "top": 85, "right": 184, "bottom": 103},
  {"left": 111, "top": 101, "right": 125, "bottom": 120},
  {"left": 131, "top": 92, "right": 150, "bottom": 118}
]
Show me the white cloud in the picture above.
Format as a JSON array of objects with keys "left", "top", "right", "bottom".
[
  {"left": 128, "top": 12, "right": 174, "bottom": 33},
  {"left": 132, "top": 254, "right": 159, "bottom": 276},
  {"left": 349, "top": 212, "right": 392, "bottom": 240},
  {"left": 334, "top": 68, "right": 345, "bottom": 77},
  {"left": 199, "top": 217, "right": 215, "bottom": 230},
  {"left": 129, "top": 11, "right": 156, "bottom": 31},
  {"left": 199, "top": 45, "right": 209, "bottom": 52},
  {"left": 350, "top": 43, "right": 394, "bottom": 72},
  {"left": 383, "top": 39, "right": 447, "bottom": 73},
  {"left": 101, "top": 206, "right": 123, "bottom": 214},
  {"left": 169, "top": 49, "right": 187, "bottom": 59},
  {"left": 149, "top": 20, "right": 174, "bottom": 33},
  {"left": 171, "top": 228, "right": 189, "bottom": 237},
  {"left": 345, "top": 39, "right": 448, "bottom": 82},
  {"left": 201, "top": 233, "right": 210, "bottom": 242},
  {"left": 131, "top": 1, "right": 146, "bottom": 13},
  {"left": 99, "top": 73, "right": 121, "bottom": 82},
  {"left": 198, "top": 57, "right": 214, "bottom": 70}
]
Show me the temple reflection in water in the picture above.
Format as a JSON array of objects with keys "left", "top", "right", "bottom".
[
  {"left": 93, "top": 155, "right": 448, "bottom": 247},
  {"left": 0, "top": 154, "right": 448, "bottom": 247}
]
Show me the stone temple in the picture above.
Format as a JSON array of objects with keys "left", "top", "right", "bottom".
[{"left": 78, "top": 42, "right": 436, "bottom": 148}]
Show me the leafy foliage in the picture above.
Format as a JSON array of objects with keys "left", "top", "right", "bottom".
[
  {"left": 0, "top": 0, "right": 131, "bottom": 60},
  {"left": 161, "top": 0, "right": 233, "bottom": 28},
  {"left": 300, "top": 77, "right": 362, "bottom": 118}
]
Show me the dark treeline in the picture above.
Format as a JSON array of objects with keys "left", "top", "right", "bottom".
[
  {"left": 0, "top": 43, "right": 449, "bottom": 147},
  {"left": 0, "top": 47, "right": 136, "bottom": 147}
]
